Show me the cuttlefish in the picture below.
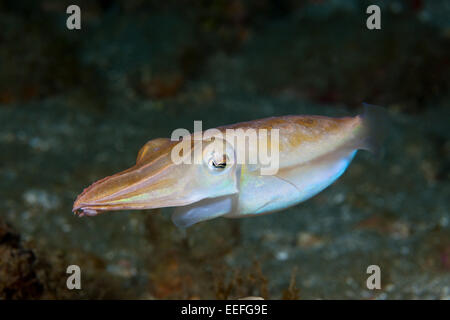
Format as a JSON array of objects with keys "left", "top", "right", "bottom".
[{"left": 73, "top": 104, "right": 386, "bottom": 228}]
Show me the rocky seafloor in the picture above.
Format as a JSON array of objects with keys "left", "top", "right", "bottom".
[{"left": 0, "top": 0, "right": 449, "bottom": 299}]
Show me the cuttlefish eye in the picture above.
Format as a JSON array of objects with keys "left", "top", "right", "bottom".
[
  {"left": 201, "top": 138, "right": 236, "bottom": 174},
  {"left": 208, "top": 154, "right": 228, "bottom": 170},
  {"left": 204, "top": 150, "right": 234, "bottom": 174}
]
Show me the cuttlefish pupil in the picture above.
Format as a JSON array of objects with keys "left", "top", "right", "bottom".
[
  {"left": 73, "top": 104, "right": 387, "bottom": 228},
  {"left": 210, "top": 155, "right": 227, "bottom": 169}
]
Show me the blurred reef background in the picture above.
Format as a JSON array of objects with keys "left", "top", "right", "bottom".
[{"left": 0, "top": 0, "right": 449, "bottom": 299}]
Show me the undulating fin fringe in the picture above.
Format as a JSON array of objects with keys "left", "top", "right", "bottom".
[{"left": 357, "top": 103, "right": 390, "bottom": 157}]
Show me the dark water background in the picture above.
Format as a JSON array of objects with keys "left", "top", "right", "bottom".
[{"left": 0, "top": 0, "right": 449, "bottom": 299}]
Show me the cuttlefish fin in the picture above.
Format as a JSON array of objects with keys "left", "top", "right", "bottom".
[
  {"left": 171, "top": 196, "right": 234, "bottom": 228},
  {"left": 136, "top": 138, "right": 173, "bottom": 164},
  {"left": 356, "top": 103, "right": 389, "bottom": 156}
]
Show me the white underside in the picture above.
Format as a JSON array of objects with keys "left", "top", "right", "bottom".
[{"left": 227, "top": 148, "right": 357, "bottom": 217}]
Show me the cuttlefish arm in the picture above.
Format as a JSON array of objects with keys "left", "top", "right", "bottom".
[
  {"left": 171, "top": 195, "right": 235, "bottom": 228},
  {"left": 73, "top": 104, "right": 387, "bottom": 227}
]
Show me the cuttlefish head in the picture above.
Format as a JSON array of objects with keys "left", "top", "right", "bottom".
[{"left": 73, "top": 137, "right": 240, "bottom": 217}]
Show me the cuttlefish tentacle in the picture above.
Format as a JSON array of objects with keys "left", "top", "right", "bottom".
[{"left": 73, "top": 104, "right": 387, "bottom": 227}]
